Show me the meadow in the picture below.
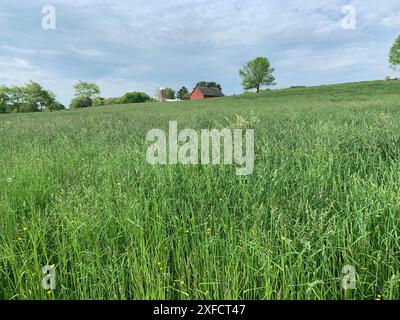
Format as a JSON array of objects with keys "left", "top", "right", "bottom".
[{"left": 1, "top": 80, "right": 400, "bottom": 300}]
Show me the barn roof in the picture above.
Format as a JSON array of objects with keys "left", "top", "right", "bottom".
[{"left": 197, "top": 86, "right": 224, "bottom": 97}]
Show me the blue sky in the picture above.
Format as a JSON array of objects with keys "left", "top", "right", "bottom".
[{"left": 0, "top": 0, "right": 399, "bottom": 105}]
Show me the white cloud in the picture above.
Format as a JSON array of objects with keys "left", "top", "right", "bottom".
[
  {"left": 381, "top": 13, "right": 400, "bottom": 26},
  {"left": 69, "top": 46, "right": 106, "bottom": 58},
  {"left": 0, "top": 57, "right": 49, "bottom": 84},
  {"left": 1, "top": 45, "right": 57, "bottom": 56}
]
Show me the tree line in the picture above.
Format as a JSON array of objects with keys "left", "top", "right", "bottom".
[
  {"left": 0, "top": 80, "right": 158, "bottom": 114},
  {"left": 0, "top": 81, "right": 65, "bottom": 113},
  {"left": 70, "top": 81, "right": 157, "bottom": 109}
]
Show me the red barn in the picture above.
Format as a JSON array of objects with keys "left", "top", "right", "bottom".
[{"left": 190, "top": 85, "right": 224, "bottom": 100}]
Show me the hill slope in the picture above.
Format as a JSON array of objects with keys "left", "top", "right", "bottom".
[{"left": 1, "top": 80, "right": 400, "bottom": 300}]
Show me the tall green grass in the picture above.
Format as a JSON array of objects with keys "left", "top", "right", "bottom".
[{"left": 1, "top": 80, "right": 400, "bottom": 300}]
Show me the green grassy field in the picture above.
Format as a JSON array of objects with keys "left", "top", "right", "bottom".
[{"left": 1, "top": 80, "right": 400, "bottom": 300}]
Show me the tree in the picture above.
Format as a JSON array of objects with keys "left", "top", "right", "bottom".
[
  {"left": 44, "top": 90, "right": 65, "bottom": 111},
  {"left": 70, "top": 96, "right": 92, "bottom": 109},
  {"left": 24, "top": 81, "right": 55, "bottom": 112},
  {"left": 177, "top": 86, "right": 190, "bottom": 100},
  {"left": 196, "top": 81, "right": 222, "bottom": 90},
  {"left": 120, "top": 92, "right": 151, "bottom": 104},
  {"left": 73, "top": 81, "right": 100, "bottom": 99},
  {"left": 0, "top": 81, "right": 63, "bottom": 113},
  {"left": 165, "top": 88, "right": 176, "bottom": 100},
  {"left": 389, "top": 35, "right": 400, "bottom": 70},
  {"left": 239, "top": 57, "right": 276, "bottom": 92},
  {"left": 7, "top": 86, "right": 26, "bottom": 113}
]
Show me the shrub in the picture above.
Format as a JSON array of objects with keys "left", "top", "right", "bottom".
[
  {"left": 120, "top": 92, "right": 151, "bottom": 104},
  {"left": 70, "top": 96, "right": 92, "bottom": 109},
  {"left": 0, "top": 87, "right": 8, "bottom": 113},
  {"left": 92, "top": 97, "right": 105, "bottom": 107},
  {"left": 104, "top": 97, "right": 122, "bottom": 105},
  {"left": 289, "top": 86, "right": 306, "bottom": 89},
  {"left": 47, "top": 102, "right": 65, "bottom": 112},
  {"left": 0, "top": 101, "right": 7, "bottom": 113}
]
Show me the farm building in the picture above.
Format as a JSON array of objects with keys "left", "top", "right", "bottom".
[{"left": 190, "top": 85, "right": 224, "bottom": 100}]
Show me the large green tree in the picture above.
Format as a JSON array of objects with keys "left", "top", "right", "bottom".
[
  {"left": 0, "top": 81, "right": 62, "bottom": 113},
  {"left": 7, "top": 86, "right": 26, "bottom": 113},
  {"left": 165, "top": 88, "right": 176, "bottom": 100},
  {"left": 70, "top": 81, "right": 100, "bottom": 109},
  {"left": 239, "top": 57, "right": 276, "bottom": 92},
  {"left": 389, "top": 35, "right": 400, "bottom": 70},
  {"left": 24, "top": 81, "right": 55, "bottom": 112},
  {"left": 177, "top": 86, "right": 190, "bottom": 100},
  {"left": 73, "top": 81, "right": 100, "bottom": 99}
]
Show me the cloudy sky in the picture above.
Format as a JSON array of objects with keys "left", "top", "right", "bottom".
[{"left": 0, "top": 0, "right": 399, "bottom": 105}]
